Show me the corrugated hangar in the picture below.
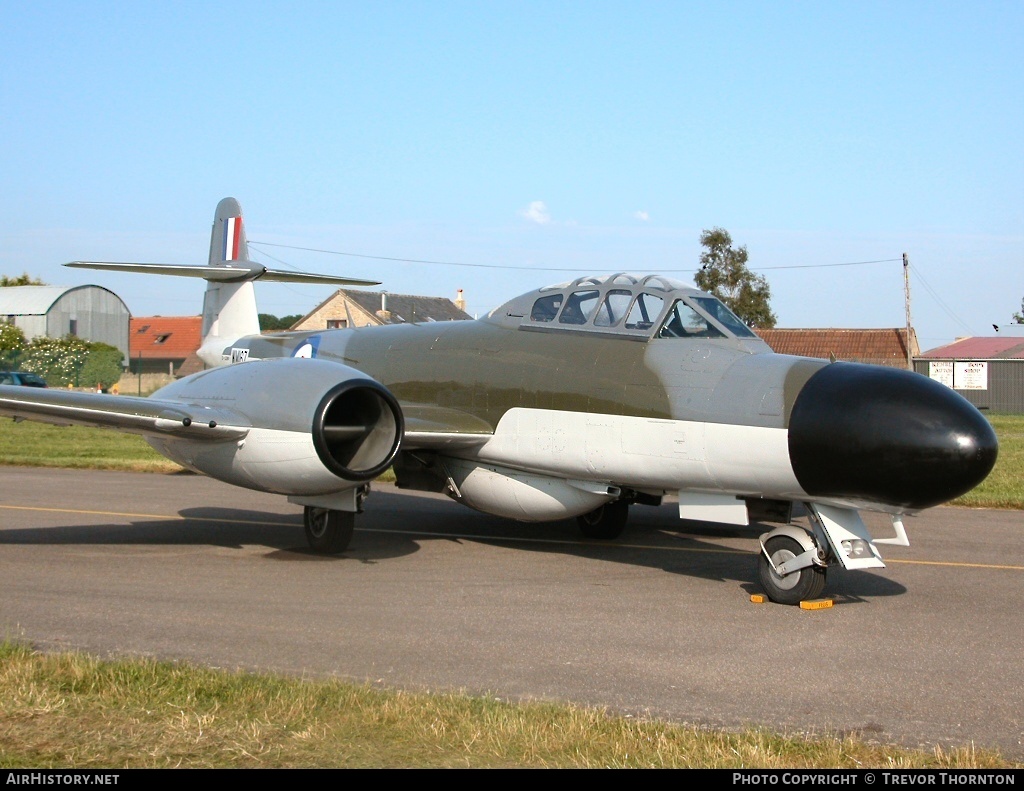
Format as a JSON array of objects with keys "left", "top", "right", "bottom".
[
  {"left": 0, "top": 284, "right": 130, "bottom": 361},
  {"left": 916, "top": 336, "right": 1024, "bottom": 413}
]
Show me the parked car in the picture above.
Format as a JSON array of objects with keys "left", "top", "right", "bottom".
[{"left": 0, "top": 371, "right": 48, "bottom": 387}]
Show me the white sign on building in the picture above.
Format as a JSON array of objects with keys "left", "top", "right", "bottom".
[
  {"left": 929, "top": 361, "right": 954, "bottom": 388},
  {"left": 954, "top": 361, "right": 988, "bottom": 390},
  {"left": 929, "top": 360, "right": 988, "bottom": 390}
]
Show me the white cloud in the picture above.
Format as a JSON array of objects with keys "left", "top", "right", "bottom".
[
  {"left": 634, "top": 210, "right": 650, "bottom": 221},
  {"left": 520, "top": 200, "right": 551, "bottom": 225}
]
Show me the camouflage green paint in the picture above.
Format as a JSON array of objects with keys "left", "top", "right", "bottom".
[
  {"left": 341, "top": 319, "right": 670, "bottom": 427},
  {"left": 235, "top": 277, "right": 828, "bottom": 434}
]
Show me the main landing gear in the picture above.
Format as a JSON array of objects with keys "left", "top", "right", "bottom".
[
  {"left": 576, "top": 500, "right": 629, "bottom": 539},
  {"left": 303, "top": 506, "right": 355, "bottom": 554}
]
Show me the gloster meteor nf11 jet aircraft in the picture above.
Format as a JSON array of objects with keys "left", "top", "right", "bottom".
[{"left": 0, "top": 199, "right": 998, "bottom": 604}]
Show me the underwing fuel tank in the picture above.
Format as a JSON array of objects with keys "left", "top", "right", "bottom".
[{"left": 787, "top": 362, "right": 998, "bottom": 510}]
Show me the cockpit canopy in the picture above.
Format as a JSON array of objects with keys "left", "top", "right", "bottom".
[{"left": 486, "top": 273, "right": 761, "bottom": 342}]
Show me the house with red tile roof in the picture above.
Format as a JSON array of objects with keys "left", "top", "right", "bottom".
[
  {"left": 129, "top": 316, "right": 202, "bottom": 376},
  {"left": 754, "top": 328, "right": 918, "bottom": 369}
]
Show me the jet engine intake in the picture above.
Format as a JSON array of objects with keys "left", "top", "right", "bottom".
[
  {"left": 147, "top": 357, "right": 403, "bottom": 494},
  {"left": 313, "top": 379, "right": 403, "bottom": 481}
]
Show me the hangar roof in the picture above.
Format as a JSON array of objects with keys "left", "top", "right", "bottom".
[{"left": 0, "top": 285, "right": 83, "bottom": 315}]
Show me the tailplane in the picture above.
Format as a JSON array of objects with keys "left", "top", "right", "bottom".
[{"left": 64, "top": 197, "right": 380, "bottom": 368}]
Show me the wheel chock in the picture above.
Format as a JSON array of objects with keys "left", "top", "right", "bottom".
[
  {"left": 750, "top": 593, "right": 768, "bottom": 603},
  {"left": 799, "top": 598, "right": 834, "bottom": 610}
]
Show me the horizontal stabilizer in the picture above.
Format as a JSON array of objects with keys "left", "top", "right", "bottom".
[{"left": 65, "top": 260, "right": 380, "bottom": 286}]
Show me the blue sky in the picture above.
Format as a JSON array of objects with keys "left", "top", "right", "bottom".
[{"left": 2, "top": 1, "right": 1021, "bottom": 350}]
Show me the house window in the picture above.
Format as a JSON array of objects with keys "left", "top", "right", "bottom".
[
  {"left": 326, "top": 319, "right": 348, "bottom": 329},
  {"left": 154, "top": 333, "right": 171, "bottom": 344}
]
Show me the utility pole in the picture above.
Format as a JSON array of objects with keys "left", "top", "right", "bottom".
[{"left": 903, "top": 253, "right": 913, "bottom": 371}]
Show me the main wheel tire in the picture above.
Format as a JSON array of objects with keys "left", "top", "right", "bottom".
[
  {"left": 757, "top": 535, "right": 827, "bottom": 605},
  {"left": 303, "top": 507, "right": 355, "bottom": 554},
  {"left": 576, "top": 500, "right": 629, "bottom": 540}
]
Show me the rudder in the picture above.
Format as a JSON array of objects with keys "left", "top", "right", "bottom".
[
  {"left": 209, "top": 197, "right": 250, "bottom": 266},
  {"left": 200, "top": 198, "right": 260, "bottom": 363}
]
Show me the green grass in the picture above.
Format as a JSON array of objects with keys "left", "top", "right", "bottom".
[
  {"left": 950, "top": 414, "right": 1024, "bottom": 509},
  {"left": 0, "top": 641, "right": 1017, "bottom": 769},
  {"left": 0, "top": 419, "right": 181, "bottom": 473}
]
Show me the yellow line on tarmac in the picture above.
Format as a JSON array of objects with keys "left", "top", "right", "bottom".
[
  {"left": 0, "top": 503, "right": 290, "bottom": 528},
  {"left": 884, "top": 557, "right": 1024, "bottom": 571}
]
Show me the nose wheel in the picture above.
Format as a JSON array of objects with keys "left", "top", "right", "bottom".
[
  {"left": 757, "top": 534, "right": 826, "bottom": 605},
  {"left": 303, "top": 506, "right": 355, "bottom": 554}
]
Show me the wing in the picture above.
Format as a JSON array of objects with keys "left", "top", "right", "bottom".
[
  {"left": 0, "top": 385, "right": 249, "bottom": 440},
  {"left": 396, "top": 402, "right": 493, "bottom": 450},
  {"left": 0, "top": 386, "right": 491, "bottom": 450}
]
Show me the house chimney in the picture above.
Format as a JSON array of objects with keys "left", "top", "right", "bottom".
[
  {"left": 455, "top": 288, "right": 466, "bottom": 312},
  {"left": 376, "top": 291, "right": 392, "bottom": 323}
]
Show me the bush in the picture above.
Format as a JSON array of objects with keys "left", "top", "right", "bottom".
[
  {"left": 20, "top": 335, "right": 90, "bottom": 386},
  {"left": 78, "top": 342, "right": 125, "bottom": 389},
  {"left": 18, "top": 336, "right": 124, "bottom": 388}
]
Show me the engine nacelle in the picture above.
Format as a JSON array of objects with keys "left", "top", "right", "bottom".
[
  {"left": 146, "top": 357, "right": 402, "bottom": 495},
  {"left": 443, "top": 458, "right": 617, "bottom": 522}
]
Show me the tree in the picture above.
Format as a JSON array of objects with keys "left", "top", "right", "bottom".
[
  {"left": 78, "top": 342, "right": 125, "bottom": 389},
  {"left": 259, "top": 313, "right": 303, "bottom": 331},
  {"left": 1013, "top": 298, "right": 1023, "bottom": 324},
  {"left": 694, "top": 228, "right": 776, "bottom": 329},
  {"left": 0, "top": 273, "right": 45, "bottom": 287}
]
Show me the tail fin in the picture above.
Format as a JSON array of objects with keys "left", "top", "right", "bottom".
[
  {"left": 63, "top": 197, "right": 382, "bottom": 368},
  {"left": 200, "top": 198, "right": 260, "bottom": 364}
]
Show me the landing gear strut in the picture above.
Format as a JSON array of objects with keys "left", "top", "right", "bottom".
[{"left": 303, "top": 506, "right": 355, "bottom": 554}]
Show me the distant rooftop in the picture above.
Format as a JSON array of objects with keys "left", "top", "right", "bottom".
[
  {"left": 0, "top": 284, "right": 123, "bottom": 315},
  {"left": 755, "top": 328, "right": 917, "bottom": 367},
  {"left": 919, "top": 336, "right": 1024, "bottom": 360},
  {"left": 129, "top": 316, "right": 202, "bottom": 359},
  {"left": 341, "top": 290, "right": 471, "bottom": 323}
]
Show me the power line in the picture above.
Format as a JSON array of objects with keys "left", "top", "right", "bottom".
[
  {"left": 250, "top": 242, "right": 593, "bottom": 272},
  {"left": 757, "top": 258, "right": 901, "bottom": 271},
  {"left": 246, "top": 241, "right": 984, "bottom": 339},
  {"left": 249, "top": 240, "right": 899, "bottom": 274},
  {"left": 907, "top": 263, "right": 975, "bottom": 336}
]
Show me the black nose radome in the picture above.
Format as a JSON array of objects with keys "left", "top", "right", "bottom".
[{"left": 789, "top": 362, "right": 998, "bottom": 510}]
